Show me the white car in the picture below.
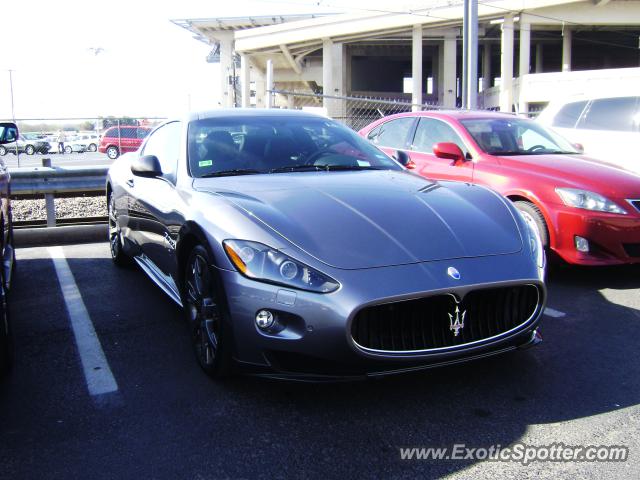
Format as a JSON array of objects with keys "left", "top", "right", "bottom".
[
  {"left": 76, "top": 133, "right": 99, "bottom": 152},
  {"left": 537, "top": 94, "right": 640, "bottom": 173}
]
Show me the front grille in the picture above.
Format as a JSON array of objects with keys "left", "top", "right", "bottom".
[
  {"left": 351, "top": 285, "right": 540, "bottom": 353},
  {"left": 628, "top": 200, "right": 640, "bottom": 213},
  {"left": 623, "top": 243, "right": 640, "bottom": 258}
]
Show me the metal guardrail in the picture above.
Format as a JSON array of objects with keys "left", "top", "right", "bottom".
[{"left": 10, "top": 158, "right": 107, "bottom": 227}]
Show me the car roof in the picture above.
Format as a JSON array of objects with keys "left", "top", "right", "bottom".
[{"left": 187, "top": 108, "right": 327, "bottom": 122}]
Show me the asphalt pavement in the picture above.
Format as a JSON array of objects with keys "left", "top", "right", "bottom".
[{"left": 1, "top": 241, "right": 639, "bottom": 479}]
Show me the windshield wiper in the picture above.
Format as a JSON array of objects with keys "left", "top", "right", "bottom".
[
  {"left": 269, "top": 165, "right": 323, "bottom": 173},
  {"left": 199, "top": 169, "right": 262, "bottom": 178},
  {"left": 314, "top": 165, "right": 385, "bottom": 171}
]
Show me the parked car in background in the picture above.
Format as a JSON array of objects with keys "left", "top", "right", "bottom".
[
  {"left": 99, "top": 125, "right": 151, "bottom": 159},
  {"left": 359, "top": 111, "right": 640, "bottom": 266},
  {"left": 77, "top": 133, "right": 99, "bottom": 152},
  {"left": 536, "top": 94, "right": 640, "bottom": 173},
  {"left": 21, "top": 133, "right": 50, "bottom": 155},
  {"left": 62, "top": 136, "right": 88, "bottom": 154},
  {"left": 0, "top": 122, "right": 17, "bottom": 376},
  {"left": 106, "top": 110, "right": 545, "bottom": 379},
  {"left": 0, "top": 134, "right": 49, "bottom": 156}
]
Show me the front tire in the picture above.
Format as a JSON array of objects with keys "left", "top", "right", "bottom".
[
  {"left": 88, "top": 143, "right": 97, "bottom": 152},
  {"left": 514, "top": 201, "right": 549, "bottom": 248},
  {"left": 106, "top": 146, "right": 119, "bottom": 159},
  {"left": 108, "top": 193, "right": 131, "bottom": 266},
  {"left": 183, "top": 245, "right": 232, "bottom": 378},
  {"left": 0, "top": 146, "right": 6, "bottom": 156},
  {"left": 64, "top": 146, "right": 72, "bottom": 154},
  {"left": 25, "top": 145, "right": 35, "bottom": 155}
]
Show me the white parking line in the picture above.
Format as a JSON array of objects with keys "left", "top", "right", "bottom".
[
  {"left": 544, "top": 307, "right": 567, "bottom": 318},
  {"left": 48, "top": 246, "right": 118, "bottom": 397}
]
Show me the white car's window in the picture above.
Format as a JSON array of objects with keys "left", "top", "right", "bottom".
[
  {"left": 552, "top": 101, "right": 588, "bottom": 128},
  {"left": 578, "top": 97, "right": 640, "bottom": 132}
]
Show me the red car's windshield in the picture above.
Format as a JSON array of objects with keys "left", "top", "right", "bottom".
[{"left": 460, "top": 117, "right": 580, "bottom": 156}]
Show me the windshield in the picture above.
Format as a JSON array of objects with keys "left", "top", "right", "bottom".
[
  {"left": 460, "top": 117, "right": 580, "bottom": 156},
  {"left": 187, "top": 116, "right": 402, "bottom": 178}
]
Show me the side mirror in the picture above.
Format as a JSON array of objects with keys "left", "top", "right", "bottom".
[
  {"left": 131, "top": 154, "right": 162, "bottom": 177},
  {"left": 394, "top": 150, "right": 416, "bottom": 169},
  {"left": 0, "top": 122, "right": 18, "bottom": 144},
  {"left": 433, "top": 142, "right": 466, "bottom": 163},
  {"left": 573, "top": 143, "right": 584, "bottom": 153}
]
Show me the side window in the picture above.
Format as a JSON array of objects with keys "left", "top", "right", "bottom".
[
  {"left": 579, "top": 97, "right": 639, "bottom": 132},
  {"left": 371, "top": 117, "right": 415, "bottom": 149},
  {"left": 366, "top": 125, "right": 382, "bottom": 142},
  {"left": 121, "top": 127, "right": 136, "bottom": 139},
  {"left": 552, "top": 101, "right": 587, "bottom": 128},
  {"left": 412, "top": 118, "right": 467, "bottom": 155},
  {"left": 142, "top": 122, "right": 181, "bottom": 181}
]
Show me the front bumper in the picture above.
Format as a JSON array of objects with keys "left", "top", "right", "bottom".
[
  {"left": 548, "top": 202, "right": 640, "bottom": 265},
  {"left": 217, "top": 253, "right": 545, "bottom": 379}
]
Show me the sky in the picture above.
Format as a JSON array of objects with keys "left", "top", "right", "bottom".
[{"left": 0, "top": 0, "right": 410, "bottom": 121}]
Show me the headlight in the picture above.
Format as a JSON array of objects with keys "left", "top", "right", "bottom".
[
  {"left": 223, "top": 240, "right": 340, "bottom": 293},
  {"left": 555, "top": 188, "right": 627, "bottom": 214}
]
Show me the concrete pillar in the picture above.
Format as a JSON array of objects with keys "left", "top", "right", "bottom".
[
  {"left": 265, "top": 59, "right": 274, "bottom": 108},
  {"left": 482, "top": 43, "right": 491, "bottom": 91},
  {"left": 535, "top": 44, "right": 544, "bottom": 73},
  {"left": 322, "top": 38, "right": 334, "bottom": 112},
  {"left": 217, "top": 33, "right": 235, "bottom": 108},
  {"left": 562, "top": 27, "right": 572, "bottom": 72},
  {"left": 240, "top": 55, "right": 251, "bottom": 108},
  {"left": 412, "top": 24, "right": 423, "bottom": 111},
  {"left": 499, "top": 15, "right": 514, "bottom": 112},
  {"left": 442, "top": 30, "right": 457, "bottom": 108},
  {"left": 519, "top": 17, "right": 531, "bottom": 77},
  {"left": 252, "top": 59, "right": 266, "bottom": 108}
]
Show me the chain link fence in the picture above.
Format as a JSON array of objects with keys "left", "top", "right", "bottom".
[
  {"left": 0, "top": 117, "right": 166, "bottom": 168},
  {"left": 268, "top": 90, "right": 451, "bottom": 131}
]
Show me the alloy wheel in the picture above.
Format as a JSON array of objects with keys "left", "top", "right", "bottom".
[{"left": 185, "top": 252, "right": 220, "bottom": 368}]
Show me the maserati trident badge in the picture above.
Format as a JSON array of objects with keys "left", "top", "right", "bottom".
[
  {"left": 447, "top": 266, "right": 461, "bottom": 280},
  {"left": 449, "top": 305, "right": 466, "bottom": 336}
]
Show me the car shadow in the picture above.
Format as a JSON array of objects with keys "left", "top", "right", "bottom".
[{"left": 2, "top": 251, "right": 639, "bottom": 478}]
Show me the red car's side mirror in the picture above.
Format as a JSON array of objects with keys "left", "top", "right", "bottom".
[{"left": 433, "top": 142, "right": 466, "bottom": 163}]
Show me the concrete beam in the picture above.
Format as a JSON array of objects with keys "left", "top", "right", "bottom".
[
  {"left": 499, "top": 14, "right": 514, "bottom": 112},
  {"left": 412, "top": 24, "right": 423, "bottom": 110},
  {"left": 240, "top": 55, "right": 251, "bottom": 108},
  {"left": 280, "top": 44, "right": 302, "bottom": 75},
  {"left": 442, "top": 30, "right": 457, "bottom": 108},
  {"left": 519, "top": 17, "right": 531, "bottom": 77},
  {"left": 562, "top": 27, "right": 572, "bottom": 72}
]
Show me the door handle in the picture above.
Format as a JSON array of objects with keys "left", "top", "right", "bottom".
[{"left": 126, "top": 179, "right": 134, "bottom": 188}]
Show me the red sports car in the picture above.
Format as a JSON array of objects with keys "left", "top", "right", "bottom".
[{"left": 359, "top": 111, "right": 640, "bottom": 266}]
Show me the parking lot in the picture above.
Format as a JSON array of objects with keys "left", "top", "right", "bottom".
[
  {"left": 2, "top": 152, "right": 113, "bottom": 169},
  {"left": 0, "top": 241, "right": 638, "bottom": 478}
]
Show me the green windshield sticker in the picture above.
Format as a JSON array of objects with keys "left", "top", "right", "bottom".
[{"left": 199, "top": 160, "right": 213, "bottom": 167}]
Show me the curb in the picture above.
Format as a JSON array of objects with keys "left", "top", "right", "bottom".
[{"left": 14, "top": 224, "right": 108, "bottom": 248}]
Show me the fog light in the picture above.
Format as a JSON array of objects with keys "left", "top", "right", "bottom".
[
  {"left": 255, "top": 310, "right": 275, "bottom": 329},
  {"left": 575, "top": 236, "right": 590, "bottom": 253}
]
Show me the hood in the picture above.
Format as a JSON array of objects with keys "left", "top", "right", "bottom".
[
  {"left": 194, "top": 171, "right": 522, "bottom": 270},
  {"left": 498, "top": 154, "right": 640, "bottom": 199}
]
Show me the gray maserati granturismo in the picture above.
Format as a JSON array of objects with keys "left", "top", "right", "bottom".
[{"left": 106, "top": 109, "right": 546, "bottom": 379}]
